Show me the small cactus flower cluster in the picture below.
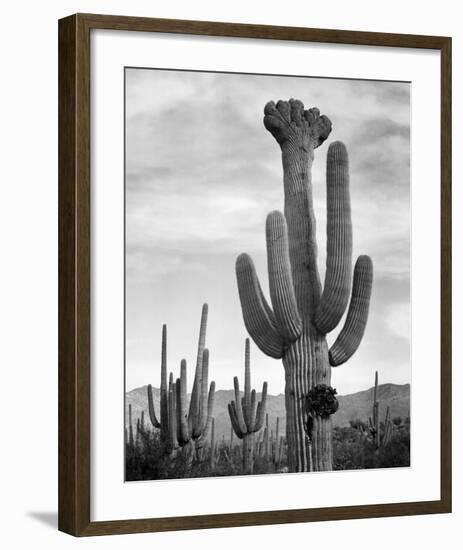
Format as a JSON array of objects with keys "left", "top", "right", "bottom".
[{"left": 307, "top": 384, "right": 339, "bottom": 418}]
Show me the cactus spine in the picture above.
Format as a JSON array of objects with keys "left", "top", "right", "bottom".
[
  {"left": 228, "top": 338, "right": 268, "bottom": 474},
  {"left": 175, "top": 304, "right": 216, "bottom": 457},
  {"left": 236, "top": 99, "right": 373, "bottom": 472}
]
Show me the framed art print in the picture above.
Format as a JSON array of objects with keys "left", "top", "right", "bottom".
[{"left": 58, "top": 14, "right": 451, "bottom": 536}]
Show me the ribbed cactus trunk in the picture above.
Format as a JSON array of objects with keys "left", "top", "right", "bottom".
[
  {"left": 242, "top": 433, "right": 254, "bottom": 474},
  {"left": 236, "top": 99, "right": 373, "bottom": 472},
  {"left": 282, "top": 325, "right": 332, "bottom": 471}
]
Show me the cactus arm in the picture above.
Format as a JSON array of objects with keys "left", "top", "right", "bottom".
[
  {"left": 197, "top": 348, "right": 210, "bottom": 436},
  {"left": 233, "top": 376, "right": 248, "bottom": 434},
  {"left": 254, "top": 381, "right": 268, "bottom": 431},
  {"left": 147, "top": 384, "right": 161, "bottom": 429},
  {"left": 209, "top": 418, "right": 216, "bottom": 467},
  {"left": 176, "top": 359, "right": 190, "bottom": 445},
  {"left": 329, "top": 255, "right": 373, "bottom": 366},
  {"left": 256, "top": 278, "right": 278, "bottom": 326},
  {"left": 374, "top": 402, "right": 380, "bottom": 447},
  {"left": 168, "top": 381, "right": 178, "bottom": 450},
  {"left": 160, "top": 324, "right": 169, "bottom": 441},
  {"left": 314, "top": 142, "right": 353, "bottom": 334},
  {"left": 201, "top": 381, "right": 216, "bottom": 440},
  {"left": 248, "top": 389, "right": 257, "bottom": 431},
  {"left": 241, "top": 397, "right": 249, "bottom": 429},
  {"left": 128, "top": 403, "right": 134, "bottom": 446},
  {"left": 266, "top": 211, "right": 303, "bottom": 341},
  {"left": 243, "top": 339, "right": 251, "bottom": 427},
  {"left": 264, "top": 414, "right": 270, "bottom": 459},
  {"left": 236, "top": 253, "right": 284, "bottom": 359},
  {"left": 228, "top": 402, "right": 244, "bottom": 439},
  {"left": 189, "top": 304, "right": 208, "bottom": 433}
]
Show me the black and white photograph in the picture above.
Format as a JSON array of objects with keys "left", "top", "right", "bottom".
[{"left": 124, "top": 67, "right": 411, "bottom": 481}]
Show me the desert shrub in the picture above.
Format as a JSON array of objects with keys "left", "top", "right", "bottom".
[
  {"left": 125, "top": 429, "right": 172, "bottom": 481},
  {"left": 125, "top": 432, "right": 287, "bottom": 480},
  {"left": 333, "top": 423, "right": 410, "bottom": 471},
  {"left": 126, "top": 423, "right": 408, "bottom": 479}
]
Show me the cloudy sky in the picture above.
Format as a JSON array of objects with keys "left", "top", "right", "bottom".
[{"left": 125, "top": 67, "right": 410, "bottom": 396}]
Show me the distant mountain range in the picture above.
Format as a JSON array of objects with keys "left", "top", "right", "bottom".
[{"left": 126, "top": 383, "right": 410, "bottom": 442}]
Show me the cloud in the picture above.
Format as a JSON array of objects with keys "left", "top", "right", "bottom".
[{"left": 124, "top": 68, "right": 411, "bottom": 393}]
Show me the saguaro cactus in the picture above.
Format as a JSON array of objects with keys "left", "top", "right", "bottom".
[
  {"left": 147, "top": 324, "right": 178, "bottom": 454},
  {"left": 368, "top": 371, "right": 393, "bottom": 448},
  {"left": 272, "top": 417, "right": 280, "bottom": 466},
  {"left": 175, "top": 304, "right": 216, "bottom": 456},
  {"left": 128, "top": 403, "right": 134, "bottom": 447},
  {"left": 236, "top": 99, "right": 373, "bottom": 472},
  {"left": 228, "top": 338, "right": 268, "bottom": 474},
  {"left": 209, "top": 418, "right": 216, "bottom": 468}
]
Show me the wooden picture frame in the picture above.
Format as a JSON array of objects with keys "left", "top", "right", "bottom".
[{"left": 58, "top": 13, "right": 452, "bottom": 536}]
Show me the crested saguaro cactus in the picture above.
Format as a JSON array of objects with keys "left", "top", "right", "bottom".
[
  {"left": 228, "top": 338, "right": 268, "bottom": 474},
  {"left": 236, "top": 99, "right": 373, "bottom": 472},
  {"left": 175, "top": 304, "right": 216, "bottom": 457}
]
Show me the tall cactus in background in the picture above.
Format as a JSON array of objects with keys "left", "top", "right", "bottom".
[
  {"left": 147, "top": 324, "right": 178, "bottom": 454},
  {"left": 368, "top": 371, "right": 393, "bottom": 448},
  {"left": 147, "top": 304, "right": 215, "bottom": 458},
  {"left": 236, "top": 99, "right": 373, "bottom": 472},
  {"left": 128, "top": 403, "right": 134, "bottom": 447},
  {"left": 175, "top": 304, "right": 216, "bottom": 457},
  {"left": 209, "top": 418, "right": 216, "bottom": 468},
  {"left": 228, "top": 338, "right": 268, "bottom": 474},
  {"left": 369, "top": 371, "right": 380, "bottom": 447}
]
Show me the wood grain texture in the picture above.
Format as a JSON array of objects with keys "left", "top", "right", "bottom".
[{"left": 58, "top": 12, "right": 452, "bottom": 536}]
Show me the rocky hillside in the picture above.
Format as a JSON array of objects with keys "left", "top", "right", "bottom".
[{"left": 126, "top": 383, "right": 410, "bottom": 442}]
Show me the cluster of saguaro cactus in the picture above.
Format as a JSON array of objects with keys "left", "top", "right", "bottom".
[
  {"left": 125, "top": 405, "right": 147, "bottom": 450},
  {"left": 253, "top": 415, "right": 286, "bottom": 470},
  {"left": 228, "top": 338, "right": 268, "bottom": 474},
  {"left": 236, "top": 98, "right": 373, "bottom": 472},
  {"left": 368, "top": 371, "right": 393, "bottom": 448},
  {"left": 147, "top": 304, "right": 216, "bottom": 458}
]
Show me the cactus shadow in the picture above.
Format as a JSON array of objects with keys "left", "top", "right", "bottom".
[{"left": 27, "top": 511, "right": 57, "bottom": 529}]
